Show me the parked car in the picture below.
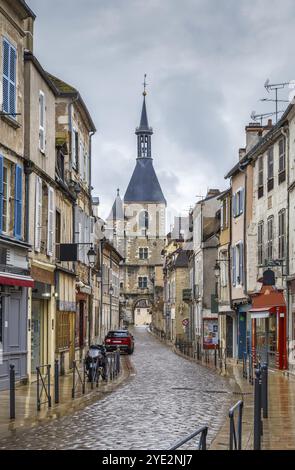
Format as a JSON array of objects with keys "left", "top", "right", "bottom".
[{"left": 104, "top": 330, "right": 135, "bottom": 354}]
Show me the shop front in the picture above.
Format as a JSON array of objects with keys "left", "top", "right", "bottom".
[{"left": 250, "top": 270, "right": 287, "bottom": 370}]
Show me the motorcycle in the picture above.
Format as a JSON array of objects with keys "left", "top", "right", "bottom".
[{"left": 85, "top": 345, "right": 108, "bottom": 383}]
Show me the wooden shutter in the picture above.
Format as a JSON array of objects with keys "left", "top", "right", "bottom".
[
  {"left": 0, "top": 155, "right": 3, "bottom": 233},
  {"left": 47, "top": 186, "right": 54, "bottom": 256},
  {"left": 39, "top": 91, "right": 45, "bottom": 152},
  {"left": 239, "top": 242, "right": 244, "bottom": 285},
  {"left": 232, "top": 246, "right": 236, "bottom": 286},
  {"left": 72, "top": 128, "right": 76, "bottom": 169},
  {"left": 79, "top": 141, "right": 84, "bottom": 180},
  {"left": 2, "top": 39, "right": 16, "bottom": 115},
  {"left": 2, "top": 39, "right": 10, "bottom": 113},
  {"left": 232, "top": 193, "right": 236, "bottom": 218},
  {"left": 14, "top": 165, "right": 22, "bottom": 239},
  {"left": 240, "top": 189, "right": 244, "bottom": 215},
  {"left": 220, "top": 203, "right": 224, "bottom": 230},
  {"left": 35, "top": 176, "right": 42, "bottom": 251}
]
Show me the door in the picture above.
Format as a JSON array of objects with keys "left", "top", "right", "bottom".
[
  {"left": 238, "top": 311, "right": 247, "bottom": 359},
  {"left": 31, "top": 300, "right": 41, "bottom": 372},
  {"left": 226, "top": 315, "right": 233, "bottom": 358}
]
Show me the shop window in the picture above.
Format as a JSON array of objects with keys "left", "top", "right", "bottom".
[
  {"left": 258, "top": 221, "right": 264, "bottom": 265},
  {"left": 56, "top": 312, "right": 70, "bottom": 350},
  {"left": 278, "top": 209, "right": 286, "bottom": 259}
]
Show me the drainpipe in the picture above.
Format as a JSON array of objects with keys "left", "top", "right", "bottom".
[{"left": 281, "top": 125, "right": 290, "bottom": 358}]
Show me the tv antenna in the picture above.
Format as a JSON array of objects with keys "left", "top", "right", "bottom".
[
  {"left": 250, "top": 110, "right": 284, "bottom": 126},
  {"left": 264, "top": 79, "right": 290, "bottom": 122}
]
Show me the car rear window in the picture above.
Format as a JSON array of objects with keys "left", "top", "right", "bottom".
[{"left": 108, "top": 331, "right": 129, "bottom": 338}]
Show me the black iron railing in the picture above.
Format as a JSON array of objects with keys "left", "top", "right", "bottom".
[
  {"left": 107, "top": 350, "right": 121, "bottom": 380},
  {"left": 229, "top": 400, "right": 243, "bottom": 450},
  {"left": 169, "top": 426, "right": 208, "bottom": 450},
  {"left": 36, "top": 364, "right": 52, "bottom": 411},
  {"left": 71, "top": 360, "right": 86, "bottom": 399}
]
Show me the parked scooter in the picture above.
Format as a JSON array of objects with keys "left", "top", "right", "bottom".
[{"left": 85, "top": 345, "right": 108, "bottom": 382}]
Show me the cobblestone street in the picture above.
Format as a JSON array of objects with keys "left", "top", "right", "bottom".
[{"left": 0, "top": 328, "right": 232, "bottom": 450}]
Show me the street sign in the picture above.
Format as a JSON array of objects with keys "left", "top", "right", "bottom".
[{"left": 182, "top": 318, "right": 189, "bottom": 326}]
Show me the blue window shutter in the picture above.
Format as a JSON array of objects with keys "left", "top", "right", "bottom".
[
  {"left": 2, "top": 39, "right": 9, "bottom": 113},
  {"left": 14, "top": 165, "right": 22, "bottom": 239},
  {"left": 0, "top": 155, "right": 3, "bottom": 233},
  {"left": 9, "top": 47, "right": 16, "bottom": 116},
  {"left": 240, "top": 242, "right": 244, "bottom": 285}
]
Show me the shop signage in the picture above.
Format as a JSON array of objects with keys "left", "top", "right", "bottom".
[{"left": 203, "top": 318, "right": 218, "bottom": 349}]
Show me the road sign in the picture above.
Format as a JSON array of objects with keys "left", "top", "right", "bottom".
[{"left": 182, "top": 318, "right": 189, "bottom": 327}]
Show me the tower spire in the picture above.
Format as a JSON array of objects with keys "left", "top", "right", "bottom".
[{"left": 136, "top": 74, "right": 153, "bottom": 158}]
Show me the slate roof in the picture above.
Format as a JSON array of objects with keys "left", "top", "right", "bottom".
[
  {"left": 124, "top": 158, "right": 166, "bottom": 204},
  {"left": 107, "top": 191, "right": 124, "bottom": 221}
]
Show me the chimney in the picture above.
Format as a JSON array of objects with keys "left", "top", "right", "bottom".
[
  {"left": 206, "top": 188, "right": 220, "bottom": 199},
  {"left": 24, "top": 17, "right": 34, "bottom": 53},
  {"left": 245, "top": 122, "right": 263, "bottom": 152}
]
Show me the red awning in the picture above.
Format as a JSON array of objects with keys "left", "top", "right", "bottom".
[{"left": 0, "top": 273, "right": 35, "bottom": 288}]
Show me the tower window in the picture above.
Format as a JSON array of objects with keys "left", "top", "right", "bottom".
[
  {"left": 138, "top": 276, "right": 148, "bottom": 289},
  {"left": 139, "top": 247, "right": 149, "bottom": 259},
  {"left": 139, "top": 210, "right": 149, "bottom": 231}
]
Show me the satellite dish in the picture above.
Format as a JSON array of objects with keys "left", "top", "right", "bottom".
[{"left": 264, "top": 78, "right": 270, "bottom": 90}]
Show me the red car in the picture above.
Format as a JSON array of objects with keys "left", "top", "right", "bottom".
[{"left": 104, "top": 330, "right": 135, "bottom": 354}]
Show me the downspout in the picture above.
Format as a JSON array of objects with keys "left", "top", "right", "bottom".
[{"left": 281, "top": 125, "right": 289, "bottom": 360}]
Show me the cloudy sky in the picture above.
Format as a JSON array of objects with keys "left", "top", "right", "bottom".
[{"left": 28, "top": 0, "right": 294, "bottom": 222}]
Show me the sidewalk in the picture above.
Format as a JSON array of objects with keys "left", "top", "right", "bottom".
[
  {"left": 150, "top": 331, "right": 295, "bottom": 450},
  {"left": 0, "top": 356, "right": 133, "bottom": 440}
]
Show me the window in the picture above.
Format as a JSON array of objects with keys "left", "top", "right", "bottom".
[
  {"left": 0, "top": 158, "right": 22, "bottom": 238},
  {"left": 267, "top": 147, "right": 274, "bottom": 191},
  {"left": 139, "top": 247, "right": 149, "bottom": 259},
  {"left": 267, "top": 216, "right": 274, "bottom": 261},
  {"left": 278, "top": 138, "right": 286, "bottom": 184},
  {"left": 2, "top": 38, "right": 17, "bottom": 116},
  {"left": 258, "top": 221, "right": 264, "bottom": 265},
  {"left": 139, "top": 210, "right": 149, "bottom": 231},
  {"left": 236, "top": 242, "right": 244, "bottom": 285},
  {"left": 39, "top": 91, "right": 46, "bottom": 152},
  {"left": 34, "top": 176, "right": 42, "bottom": 252},
  {"left": 278, "top": 209, "right": 286, "bottom": 259},
  {"left": 138, "top": 276, "right": 148, "bottom": 289},
  {"left": 233, "top": 189, "right": 244, "bottom": 217},
  {"left": 258, "top": 156, "right": 264, "bottom": 199}
]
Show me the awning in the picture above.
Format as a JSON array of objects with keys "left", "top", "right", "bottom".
[
  {"left": 250, "top": 307, "right": 271, "bottom": 319},
  {"left": 0, "top": 272, "right": 35, "bottom": 288}
]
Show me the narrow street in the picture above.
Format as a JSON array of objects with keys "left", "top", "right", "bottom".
[{"left": 0, "top": 329, "right": 232, "bottom": 450}]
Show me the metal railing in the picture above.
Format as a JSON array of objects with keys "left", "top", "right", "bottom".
[
  {"left": 71, "top": 360, "right": 86, "bottom": 399},
  {"left": 36, "top": 364, "right": 52, "bottom": 411},
  {"left": 169, "top": 426, "right": 208, "bottom": 450},
  {"left": 229, "top": 400, "right": 243, "bottom": 450},
  {"left": 242, "top": 351, "right": 254, "bottom": 385},
  {"left": 107, "top": 350, "right": 121, "bottom": 381}
]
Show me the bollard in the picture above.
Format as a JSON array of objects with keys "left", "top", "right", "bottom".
[
  {"left": 91, "top": 358, "right": 95, "bottom": 390},
  {"left": 54, "top": 360, "right": 59, "bottom": 404},
  {"left": 72, "top": 360, "right": 76, "bottom": 399},
  {"left": 47, "top": 365, "right": 52, "bottom": 408},
  {"left": 82, "top": 360, "right": 86, "bottom": 394},
  {"left": 261, "top": 363, "right": 268, "bottom": 419},
  {"left": 9, "top": 364, "right": 16, "bottom": 420},
  {"left": 214, "top": 347, "right": 217, "bottom": 368},
  {"left": 254, "top": 369, "right": 262, "bottom": 450},
  {"left": 37, "top": 367, "right": 41, "bottom": 411}
]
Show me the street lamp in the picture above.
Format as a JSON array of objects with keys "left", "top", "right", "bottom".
[
  {"left": 109, "top": 284, "right": 114, "bottom": 296},
  {"left": 87, "top": 246, "right": 96, "bottom": 267}
]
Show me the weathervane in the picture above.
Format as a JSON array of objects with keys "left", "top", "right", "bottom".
[{"left": 143, "top": 74, "right": 148, "bottom": 97}]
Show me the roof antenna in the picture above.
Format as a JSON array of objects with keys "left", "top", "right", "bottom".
[{"left": 262, "top": 78, "right": 290, "bottom": 123}]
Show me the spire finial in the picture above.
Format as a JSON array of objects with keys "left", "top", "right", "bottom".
[
  {"left": 143, "top": 74, "right": 148, "bottom": 97},
  {"left": 117, "top": 188, "right": 120, "bottom": 196}
]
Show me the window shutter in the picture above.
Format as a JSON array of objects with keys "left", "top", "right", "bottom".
[
  {"left": 35, "top": 176, "right": 42, "bottom": 252},
  {"left": 0, "top": 155, "right": 3, "bottom": 233},
  {"left": 240, "top": 189, "right": 244, "bottom": 214},
  {"left": 232, "top": 193, "right": 236, "bottom": 218},
  {"left": 47, "top": 186, "right": 54, "bottom": 256},
  {"left": 239, "top": 243, "right": 244, "bottom": 285},
  {"left": 14, "top": 165, "right": 22, "bottom": 239},
  {"left": 2, "top": 39, "right": 9, "bottom": 113},
  {"left": 232, "top": 246, "right": 236, "bottom": 286},
  {"left": 220, "top": 203, "right": 224, "bottom": 230},
  {"left": 79, "top": 141, "right": 84, "bottom": 180},
  {"left": 72, "top": 128, "right": 76, "bottom": 169},
  {"left": 39, "top": 91, "right": 46, "bottom": 152},
  {"left": 9, "top": 47, "right": 16, "bottom": 115}
]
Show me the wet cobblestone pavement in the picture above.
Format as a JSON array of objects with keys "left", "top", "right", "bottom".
[{"left": 0, "top": 328, "right": 232, "bottom": 450}]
